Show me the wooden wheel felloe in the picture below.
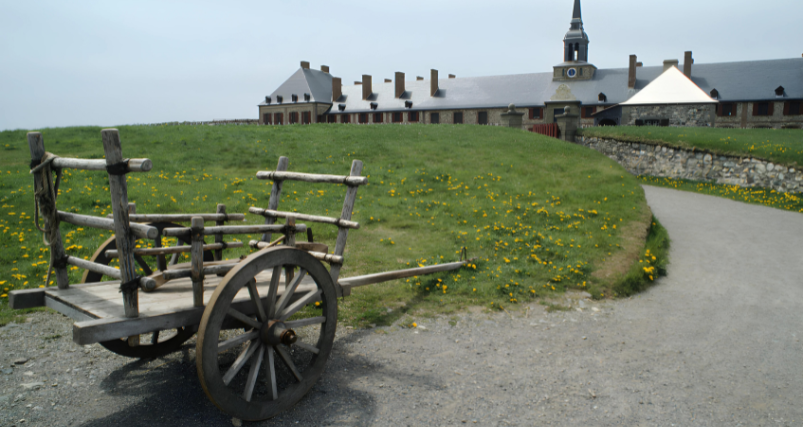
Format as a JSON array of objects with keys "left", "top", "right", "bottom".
[
  {"left": 196, "top": 246, "right": 337, "bottom": 421},
  {"left": 82, "top": 222, "right": 212, "bottom": 358}
]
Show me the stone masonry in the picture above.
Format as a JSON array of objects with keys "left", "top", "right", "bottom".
[
  {"left": 575, "top": 136, "right": 803, "bottom": 194},
  {"left": 622, "top": 104, "right": 716, "bottom": 127}
]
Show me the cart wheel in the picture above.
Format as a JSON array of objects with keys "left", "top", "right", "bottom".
[
  {"left": 196, "top": 246, "right": 337, "bottom": 421},
  {"left": 82, "top": 222, "right": 212, "bottom": 359}
]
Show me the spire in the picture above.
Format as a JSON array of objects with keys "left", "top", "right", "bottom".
[
  {"left": 572, "top": 0, "right": 582, "bottom": 20},
  {"left": 563, "top": 0, "right": 589, "bottom": 62}
]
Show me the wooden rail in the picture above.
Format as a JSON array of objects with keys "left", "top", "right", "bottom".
[
  {"left": 162, "top": 223, "right": 306, "bottom": 237},
  {"left": 104, "top": 241, "right": 242, "bottom": 258},
  {"left": 47, "top": 157, "right": 152, "bottom": 173},
  {"left": 248, "top": 207, "right": 359, "bottom": 229},
  {"left": 338, "top": 259, "right": 475, "bottom": 289},
  {"left": 59, "top": 211, "right": 158, "bottom": 239},
  {"left": 108, "top": 213, "right": 245, "bottom": 223},
  {"left": 256, "top": 170, "right": 368, "bottom": 186},
  {"left": 65, "top": 256, "right": 157, "bottom": 290}
]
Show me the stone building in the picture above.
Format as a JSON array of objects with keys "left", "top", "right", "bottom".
[{"left": 257, "top": 0, "right": 803, "bottom": 130}]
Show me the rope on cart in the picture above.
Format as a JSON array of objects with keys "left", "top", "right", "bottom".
[
  {"left": 105, "top": 159, "right": 131, "bottom": 175},
  {"left": 119, "top": 275, "right": 142, "bottom": 293},
  {"left": 30, "top": 152, "right": 64, "bottom": 286}
]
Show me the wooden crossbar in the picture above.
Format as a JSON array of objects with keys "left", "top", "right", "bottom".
[
  {"left": 256, "top": 170, "right": 368, "bottom": 186},
  {"left": 59, "top": 211, "right": 158, "bottom": 240},
  {"left": 104, "top": 241, "right": 243, "bottom": 258},
  {"left": 162, "top": 224, "right": 306, "bottom": 237},
  {"left": 108, "top": 213, "right": 245, "bottom": 223},
  {"left": 48, "top": 157, "right": 152, "bottom": 173},
  {"left": 248, "top": 207, "right": 359, "bottom": 229}
]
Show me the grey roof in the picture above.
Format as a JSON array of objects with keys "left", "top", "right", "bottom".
[{"left": 259, "top": 58, "right": 803, "bottom": 113}]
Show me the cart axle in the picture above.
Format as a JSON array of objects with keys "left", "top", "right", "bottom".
[{"left": 261, "top": 320, "right": 297, "bottom": 346}]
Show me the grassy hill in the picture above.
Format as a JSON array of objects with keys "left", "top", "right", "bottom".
[
  {"left": 578, "top": 126, "right": 803, "bottom": 167},
  {"left": 0, "top": 124, "right": 664, "bottom": 326}
]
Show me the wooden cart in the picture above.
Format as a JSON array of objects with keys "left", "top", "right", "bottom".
[{"left": 9, "top": 129, "right": 472, "bottom": 421}]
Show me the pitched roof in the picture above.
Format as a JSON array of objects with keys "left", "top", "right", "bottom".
[
  {"left": 266, "top": 68, "right": 332, "bottom": 104},
  {"left": 621, "top": 66, "right": 717, "bottom": 105}
]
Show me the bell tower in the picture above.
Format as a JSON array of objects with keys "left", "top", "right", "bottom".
[{"left": 553, "top": 0, "right": 596, "bottom": 81}]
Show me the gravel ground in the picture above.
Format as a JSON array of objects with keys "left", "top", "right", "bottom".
[{"left": 1, "top": 185, "right": 802, "bottom": 427}]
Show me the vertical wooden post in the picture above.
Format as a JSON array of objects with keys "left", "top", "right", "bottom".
[
  {"left": 329, "top": 160, "right": 363, "bottom": 295},
  {"left": 262, "top": 156, "right": 289, "bottom": 242},
  {"left": 191, "top": 216, "right": 205, "bottom": 307},
  {"left": 101, "top": 129, "right": 138, "bottom": 318},
  {"left": 214, "top": 204, "right": 226, "bottom": 261},
  {"left": 28, "top": 132, "right": 70, "bottom": 289},
  {"left": 283, "top": 217, "right": 296, "bottom": 284},
  {"left": 154, "top": 227, "right": 167, "bottom": 272}
]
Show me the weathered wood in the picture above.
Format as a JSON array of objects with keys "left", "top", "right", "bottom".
[
  {"left": 48, "top": 157, "right": 152, "bottom": 173},
  {"left": 162, "top": 223, "right": 305, "bottom": 237},
  {"left": 329, "top": 160, "right": 363, "bottom": 291},
  {"left": 66, "top": 255, "right": 122, "bottom": 279},
  {"left": 255, "top": 170, "right": 368, "bottom": 186},
  {"left": 262, "top": 156, "right": 288, "bottom": 242},
  {"left": 102, "top": 128, "right": 138, "bottom": 318},
  {"left": 8, "top": 288, "right": 46, "bottom": 309},
  {"left": 283, "top": 218, "right": 297, "bottom": 284},
  {"left": 58, "top": 211, "right": 158, "bottom": 239},
  {"left": 104, "top": 241, "right": 243, "bottom": 258},
  {"left": 307, "top": 251, "right": 343, "bottom": 265},
  {"left": 45, "top": 296, "right": 96, "bottom": 323},
  {"left": 247, "top": 235, "right": 285, "bottom": 250},
  {"left": 154, "top": 226, "right": 167, "bottom": 272},
  {"left": 248, "top": 207, "right": 360, "bottom": 229},
  {"left": 338, "top": 259, "right": 475, "bottom": 289},
  {"left": 162, "top": 263, "right": 237, "bottom": 281},
  {"left": 294, "top": 241, "right": 329, "bottom": 253},
  {"left": 114, "top": 213, "right": 246, "bottom": 223},
  {"left": 28, "top": 132, "right": 69, "bottom": 289},
  {"left": 214, "top": 204, "right": 226, "bottom": 261},
  {"left": 191, "top": 217, "right": 204, "bottom": 307}
]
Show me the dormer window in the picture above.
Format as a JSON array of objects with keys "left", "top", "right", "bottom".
[
  {"left": 291, "top": 94, "right": 298, "bottom": 102},
  {"left": 598, "top": 93, "right": 607, "bottom": 102},
  {"left": 264, "top": 96, "right": 271, "bottom": 104},
  {"left": 405, "top": 101, "right": 413, "bottom": 108},
  {"left": 710, "top": 89, "right": 719, "bottom": 99},
  {"left": 276, "top": 96, "right": 283, "bottom": 104},
  {"left": 338, "top": 104, "right": 346, "bottom": 111},
  {"left": 775, "top": 86, "right": 785, "bottom": 97},
  {"left": 304, "top": 93, "right": 310, "bottom": 102},
  {"left": 370, "top": 102, "right": 378, "bottom": 110}
]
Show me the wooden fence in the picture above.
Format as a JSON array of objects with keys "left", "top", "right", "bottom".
[{"left": 532, "top": 123, "right": 559, "bottom": 138}]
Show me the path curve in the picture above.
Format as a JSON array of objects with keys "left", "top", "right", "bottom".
[{"left": 1, "top": 186, "right": 802, "bottom": 426}]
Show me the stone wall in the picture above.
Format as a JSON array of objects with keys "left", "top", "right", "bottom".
[
  {"left": 622, "top": 104, "right": 716, "bottom": 127},
  {"left": 575, "top": 136, "right": 803, "bottom": 194}
]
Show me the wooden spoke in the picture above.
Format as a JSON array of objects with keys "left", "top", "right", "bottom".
[
  {"left": 279, "top": 290, "right": 321, "bottom": 321},
  {"left": 274, "top": 345, "right": 303, "bottom": 383},
  {"left": 227, "top": 308, "right": 262, "bottom": 330},
  {"left": 265, "top": 346, "right": 278, "bottom": 401},
  {"left": 135, "top": 255, "right": 153, "bottom": 276},
  {"left": 265, "top": 266, "right": 281, "bottom": 319},
  {"left": 284, "top": 316, "right": 326, "bottom": 328},
  {"left": 273, "top": 269, "right": 307, "bottom": 315},
  {"left": 223, "top": 340, "right": 260, "bottom": 386},
  {"left": 218, "top": 330, "right": 259, "bottom": 353},
  {"left": 150, "top": 330, "right": 160, "bottom": 345},
  {"left": 243, "top": 345, "right": 265, "bottom": 402},
  {"left": 246, "top": 280, "right": 267, "bottom": 322},
  {"left": 292, "top": 341, "right": 320, "bottom": 355}
]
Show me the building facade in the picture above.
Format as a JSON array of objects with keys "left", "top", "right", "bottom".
[{"left": 257, "top": 0, "right": 803, "bottom": 130}]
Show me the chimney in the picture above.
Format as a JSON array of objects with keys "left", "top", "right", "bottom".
[
  {"left": 354, "top": 81, "right": 361, "bottom": 85},
  {"left": 332, "top": 77, "right": 342, "bottom": 101},
  {"left": 362, "top": 75, "right": 372, "bottom": 100},
  {"left": 636, "top": 62, "right": 643, "bottom": 67},
  {"left": 430, "top": 69, "right": 438, "bottom": 96},
  {"left": 416, "top": 76, "right": 424, "bottom": 81},
  {"left": 384, "top": 78, "right": 392, "bottom": 83},
  {"left": 628, "top": 55, "right": 637, "bottom": 89},
  {"left": 683, "top": 51, "right": 693, "bottom": 78},
  {"left": 395, "top": 72, "right": 405, "bottom": 98},
  {"left": 321, "top": 65, "right": 330, "bottom": 73},
  {"left": 300, "top": 61, "right": 310, "bottom": 69},
  {"left": 663, "top": 59, "right": 679, "bottom": 72},
  {"left": 448, "top": 74, "right": 456, "bottom": 79}
]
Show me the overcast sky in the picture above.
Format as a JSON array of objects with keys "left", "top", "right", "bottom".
[{"left": 1, "top": 0, "right": 800, "bottom": 131}]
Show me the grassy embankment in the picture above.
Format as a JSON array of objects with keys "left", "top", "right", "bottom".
[
  {"left": 1, "top": 124, "right": 666, "bottom": 327},
  {"left": 579, "top": 126, "right": 803, "bottom": 213}
]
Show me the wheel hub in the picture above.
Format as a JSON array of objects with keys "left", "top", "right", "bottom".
[{"left": 260, "top": 320, "right": 297, "bottom": 346}]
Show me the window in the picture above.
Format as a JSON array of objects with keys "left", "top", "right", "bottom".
[
  {"left": 478, "top": 111, "right": 488, "bottom": 125},
  {"left": 718, "top": 103, "right": 736, "bottom": 117},
  {"left": 263, "top": 113, "right": 272, "bottom": 125},
  {"left": 341, "top": 114, "right": 350, "bottom": 123},
  {"left": 529, "top": 107, "right": 543, "bottom": 120},
  {"left": 289, "top": 112, "right": 299, "bottom": 124},
  {"left": 291, "top": 94, "right": 298, "bottom": 102},
  {"left": 392, "top": 112, "right": 403, "bottom": 123},
  {"left": 358, "top": 113, "right": 368, "bottom": 124},
  {"left": 579, "top": 68, "right": 583, "bottom": 76},
  {"left": 598, "top": 93, "right": 607, "bottom": 102},
  {"left": 408, "top": 111, "right": 419, "bottom": 122},
  {"left": 753, "top": 102, "right": 772, "bottom": 116},
  {"left": 453, "top": 112, "right": 463, "bottom": 124},
  {"left": 301, "top": 111, "right": 311, "bottom": 124},
  {"left": 373, "top": 112, "right": 383, "bottom": 123},
  {"left": 582, "top": 106, "right": 595, "bottom": 118},
  {"left": 274, "top": 113, "right": 283, "bottom": 125},
  {"left": 710, "top": 89, "right": 719, "bottom": 99},
  {"left": 430, "top": 112, "right": 440, "bottom": 124},
  {"left": 552, "top": 108, "right": 565, "bottom": 122},
  {"left": 784, "top": 101, "right": 801, "bottom": 116},
  {"left": 326, "top": 115, "right": 337, "bottom": 123}
]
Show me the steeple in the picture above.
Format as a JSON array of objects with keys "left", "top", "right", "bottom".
[{"left": 564, "top": 0, "right": 589, "bottom": 63}]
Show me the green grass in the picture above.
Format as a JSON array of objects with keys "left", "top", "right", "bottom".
[
  {"left": 578, "top": 126, "right": 803, "bottom": 167},
  {"left": 1, "top": 124, "right": 655, "bottom": 327},
  {"left": 640, "top": 176, "right": 803, "bottom": 213}
]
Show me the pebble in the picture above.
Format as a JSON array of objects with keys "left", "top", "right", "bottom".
[
  {"left": 231, "top": 417, "right": 242, "bottom": 426},
  {"left": 13, "top": 358, "right": 29, "bottom": 365},
  {"left": 2, "top": 368, "right": 13, "bottom": 375},
  {"left": 23, "top": 371, "right": 34, "bottom": 376},
  {"left": 20, "top": 382, "right": 44, "bottom": 390}
]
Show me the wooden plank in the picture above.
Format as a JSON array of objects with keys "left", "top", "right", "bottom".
[
  {"left": 307, "top": 251, "right": 343, "bottom": 265},
  {"left": 115, "top": 213, "right": 246, "bottom": 223},
  {"left": 162, "top": 224, "right": 304, "bottom": 237},
  {"left": 67, "top": 255, "right": 121, "bottom": 279},
  {"left": 329, "top": 160, "right": 363, "bottom": 292},
  {"left": 101, "top": 128, "right": 138, "bottom": 318},
  {"left": 28, "top": 132, "right": 69, "bottom": 289},
  {"left": 45, "top": 296, "right": 96, "bottom": 323},
  {"left": 191, "top": 217, "right": 204, "bottom": 307},
  {"left": 248, "top": 207, "right": 360, "bottom": 229},
  {"left": 50, "top": 157, "right": 152, "bottom": 173},
  {"left": 255, "top": 170, "right": 368, "bottom": 186},
  {"left": 262, "top": 156, "right": 288, "bottom": 242},
  {"left": 338, "top": 259, "right": 473, "bottom": 289},
  {"left": 8, "top": 288, "right": 46, "bottom": 309},
  {"left": 58, "top": 211, "right": 158, "bottom": 240},
  {"left": 214, "top": 204, "right": 226, "bottom": 261},
  {"left": 162, "top": 263, "right": 236, "bottom": 281},
  {"left": 104, "top": 241, "right": 242, "bottom": 258}
]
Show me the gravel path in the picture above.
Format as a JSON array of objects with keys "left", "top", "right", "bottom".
[{"left": 2, "top": 185, "right": 802, "bottom": 427}]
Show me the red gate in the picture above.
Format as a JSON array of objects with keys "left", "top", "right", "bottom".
[{"left": 531, "top": 123, "right": 559, "bottom": 138}]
